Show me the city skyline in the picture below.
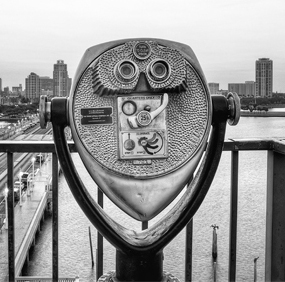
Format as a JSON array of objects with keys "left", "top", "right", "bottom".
[
  {"left": 2, "top": 56, "right": 282, "bottom": 96},
  {"left": 1, "top": 0, "right": 285, "bottom": 92},
  {"left": 23, "top": 60, "right": 72, "bottom": 101}
]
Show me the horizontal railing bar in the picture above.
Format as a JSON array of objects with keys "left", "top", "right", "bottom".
[
  {"left": 223, "top": 138, "right": 274, "bottom": 151},
  {"left": 0, "top": 138, "right": 284, "bottom": 153},
  {"left": 16, "top": 277, "right": 78, "bottom": 281},
  {"left": 0, "top": 141, "right": 77, "bottom": 153}
]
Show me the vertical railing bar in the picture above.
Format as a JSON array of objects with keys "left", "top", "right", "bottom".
[
  {"left": 229, "top": 150, "right": 239, "bottom": 281},
  {"left": 96, "top": 187, "right": 104, "bottom": 280},
  {"left": 185, "top": 175, "right": 194, "bottom": 282},
  {"left": 265, "top": 151, "right": 273, "bottom": 281},
  {"left": 7, "top": 152, "right": 15, "bottom": 280},
  {"left": 52, "top": 153, "right": 59, "bottom": 282},
  {"left": 185, "top": 219, "right": 193, "bottom": 282},
  {"left": 265, "top": 151, "right": 285, "bottom": 280}
]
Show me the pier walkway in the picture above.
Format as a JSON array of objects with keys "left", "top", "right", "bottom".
[{"left": 0, "top": 157, "right": 52, "bottom": 281}]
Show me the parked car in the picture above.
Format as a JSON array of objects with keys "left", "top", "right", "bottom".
[
  {"left": 35, "top": 154, "right": 44, "bottom": 163},
  {"left": 14, "top": 181, "right": 25, "bottom": 201},
  {"left": 14, "top": 187, "right": 20, "bottom": 201},
  {"left": 21, "top": 172, "right": 32, "bottom": 188},
  {"left": 14, "top": 181, "right": 25, "bottom": 191}
]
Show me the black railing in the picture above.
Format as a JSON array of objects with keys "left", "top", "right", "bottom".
[{"left": 1, "top": 138, "right": 285, "bottom": 281}]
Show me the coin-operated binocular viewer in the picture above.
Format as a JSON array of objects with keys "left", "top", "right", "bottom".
[{"left": 40, "top": 38, "right": 240, "bottom": 281}]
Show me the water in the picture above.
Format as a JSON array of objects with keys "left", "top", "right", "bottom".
[
  {"left": 26, "top": 117, "right": 285, "bottom": 281},
  {"left": 269, "top": 108, "right": 285, "bottom": 112}
]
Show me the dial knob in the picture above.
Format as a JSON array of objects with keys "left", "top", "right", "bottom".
[{"left": 124, "top": 138, "right": 135, "bottom": 151}]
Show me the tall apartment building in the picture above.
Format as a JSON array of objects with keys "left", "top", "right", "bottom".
[
  {"left": 12, "top": 84, "right": 23, "bottom": 94},
  {"left": 53, "top": 60, "right": 71, "bottom": 97},
  {"left": 26, "top": 73, "right": 55, "bottom": 101},
  {"left": 228, "top": 81, "right": 255, "bottom": 97},
  {"left": 40, "top": 76, "right": 53, "bottom": 97},
  {"left": 255, "top": 58, "right": 273, "bottom": 98},
  {"left": 208, "top": 83, "right": 219, "bottom": 94},
  {"left": 25, "top": 72, "right": 40, "bottom": 102},
  {"left": 0, "top": 78, "right": 2, "bottom": 92},
  {"left": 3, "top": 87, "right": 9, "bottom": 94},
  {"left": 228, "top": 83, "right": 246, "bottom": 96},
  {"left": 245, "top": 81, "right": 255, "bottom": 97},
  {"left": 40, "top": 76, "right": 53, "bottom": 93}
]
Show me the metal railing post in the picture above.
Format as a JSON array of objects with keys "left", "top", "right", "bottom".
[
  {"left": 229, "top": 151, "right": 238, "bottom": 282},
  {"left": 52, "top": 153, "right": 59, "bottom": 282},
  {"left": 185, "top": 219, "right": 193, "bottom": 282},
  {"left": 7, "top": 152, "right": 15, "bottom": 280},
  {"left": 265, "top": 151, "right": 273, "bottom": 281},
  {"left": 265, "top": 150, "right": 285, "bottom": 281},
  {"left": 96, "top": 188, "right": 104, "bottom": 280}
]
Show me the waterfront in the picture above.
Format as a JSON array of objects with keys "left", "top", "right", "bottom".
[{"left": 25, "top": 116, "right": 285, "bottom": 281}]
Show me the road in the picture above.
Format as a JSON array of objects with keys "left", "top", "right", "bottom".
[{"left": 0, "top": 122, "right": 52, "bottom": 207}]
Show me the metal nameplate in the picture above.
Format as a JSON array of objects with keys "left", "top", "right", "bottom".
[
  {"left": 81, "top": 107, "right": 113, "bottom": 125},
  {"left": 133, "top": 42, "right": 151, "bottom": 60},
  {"left": 133, "top": 159, "right": 152, "bottom": 165}
]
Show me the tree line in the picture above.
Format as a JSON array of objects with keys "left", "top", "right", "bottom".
[{"left": 0, "top": 102, "right": 39, "bottom": 117}]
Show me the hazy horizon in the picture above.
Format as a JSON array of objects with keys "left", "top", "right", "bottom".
[{"left": 1, "top": 0, "right": 285, "bottom": 92}]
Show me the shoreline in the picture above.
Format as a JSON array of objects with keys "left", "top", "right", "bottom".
[
  {"left": 241, "top": 111, "right": 285, "bottom": 117},
  {"left": 0, "top": 118, "right": 23, "bottom": 122}
]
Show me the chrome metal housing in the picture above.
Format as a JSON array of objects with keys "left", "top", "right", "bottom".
[{"left": 68, "top": 38, "right": 212, "bottom": 221}]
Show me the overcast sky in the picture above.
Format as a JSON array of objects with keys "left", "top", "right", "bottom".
[{"left": 1, "top": 0, "right": 285, "bottom": 92}]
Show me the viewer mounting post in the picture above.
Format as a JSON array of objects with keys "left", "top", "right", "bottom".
[{"left": 40, "top": 38, "right": 240, "bottom": 281}]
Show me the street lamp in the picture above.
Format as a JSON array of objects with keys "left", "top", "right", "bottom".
[
  {"left": 27, "top": 172, "right": 31, "bottom": 197},
  {"left": 31, "top": 157, "right": 35, "bottom": 192},
  {"left": 19, "top": 170, "right": 23, "bottom": 207},
  {"left": 4, "top": 185, "right": 8, "bottom": 229},
  {"left": 39, "top": 154, "right": 42, "bottom": 174}
]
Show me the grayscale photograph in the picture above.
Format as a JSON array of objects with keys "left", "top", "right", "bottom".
[{"left": 0, "top": 1, "right": 284, "bottom": 281}]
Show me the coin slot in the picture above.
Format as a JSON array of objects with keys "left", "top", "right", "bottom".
[{"left": 122, "top": 100, "right": 137, "bottom": 116}]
